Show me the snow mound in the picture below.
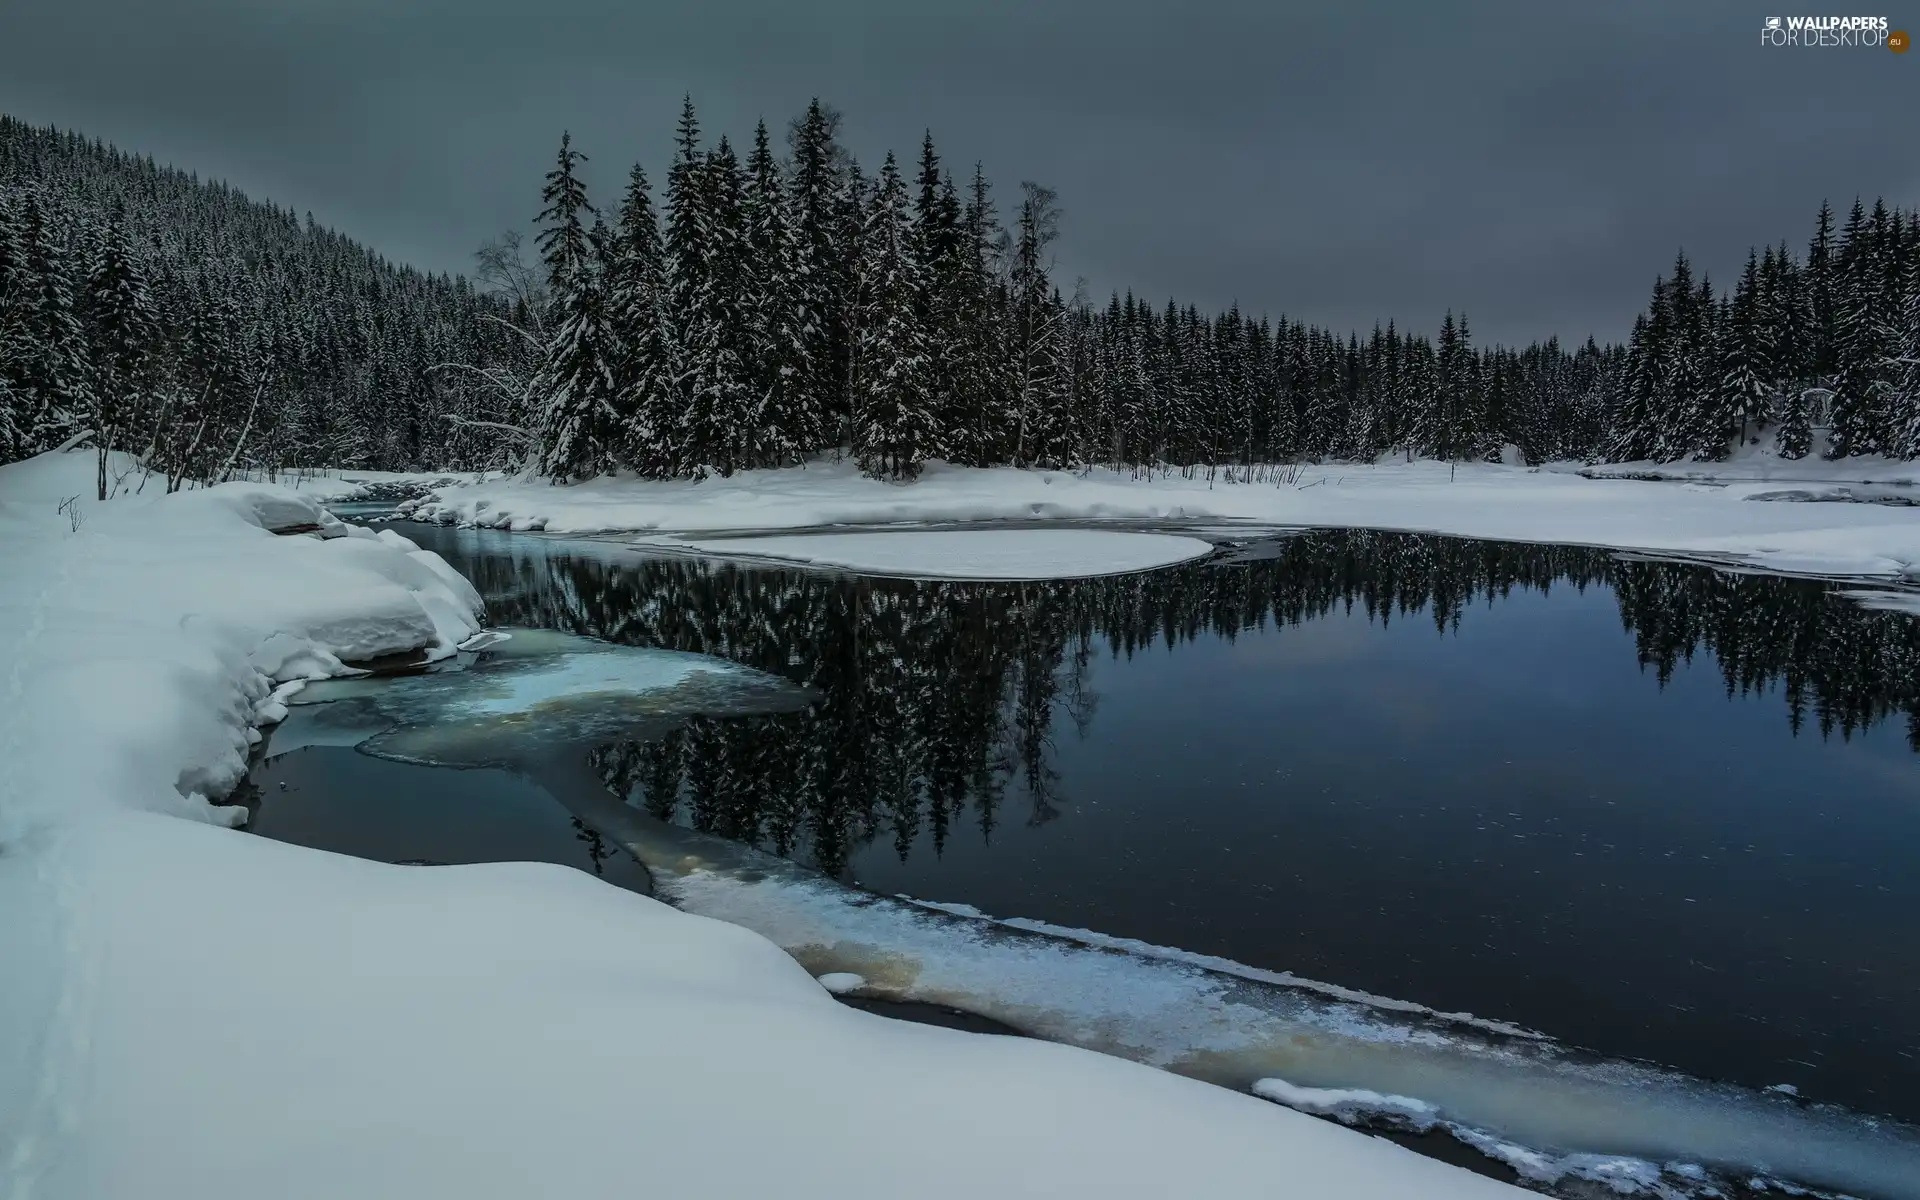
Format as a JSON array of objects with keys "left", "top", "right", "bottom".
[{"left": 0, "top": 451, "right": 486, "bottom": 836}]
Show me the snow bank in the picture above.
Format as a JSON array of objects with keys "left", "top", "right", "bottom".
[
  {"left": 1575, "top": 428, "right": 1920, "bottom": 485},
  {"left": 0, "top": 453, "right": 484, "bottom": 836},
  {"left": 401, "top": 457, "right": 1920, "bottom": 584},
  {"left": 0, "top": 449, "right": 1525, "bottom": 1200},
  {"left": 653, "top": 528, "right": 1215, "bottom": 579}
]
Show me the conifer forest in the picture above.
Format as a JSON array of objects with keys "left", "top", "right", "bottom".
[{"left": 3, "top": 103, "right": 1919, "bottom": 490}]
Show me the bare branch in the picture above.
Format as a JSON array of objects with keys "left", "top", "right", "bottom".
[{"left": 441, "top": 413, "right": 536, "bottom": 445}]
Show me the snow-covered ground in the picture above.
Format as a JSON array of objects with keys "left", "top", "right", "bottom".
[
  {"left": 400, "top": 453, "right": 1920, "bottom": 584},
  {"left": 643, "top": 528, "right": 1216, "bottom": 579},
  {"left": 0, "top": 449, "right": 1524, "bottom": 1200},
  {"left": 1571, "top": 428, "right": 1920, "bottom": 485}
]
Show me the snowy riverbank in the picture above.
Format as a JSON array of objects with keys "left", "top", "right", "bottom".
[
  {"left": 396, "top": 452, "right": 1920, "bottom": 584},
  {"left": 0, "top": 449, "right": 1522, "bottom": 1200}
]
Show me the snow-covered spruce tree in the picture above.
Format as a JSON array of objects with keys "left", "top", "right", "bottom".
[
  {"left": 1395, "top": 330, "right": 1435, "bottom": 461},
  {"left": 948, "top": 163, "right": 1010, "bottom": 467},
  {"left": 1827, "top": 198, "right": 1887, "bottom": 457},
  {"left": 1654, "top": 254, "right": 1712, "bottom": 461},
  {"left": 833, "top": 157, "right": 871, "bottom": 450},
  {"left": 1707, "top": 250, "right": 1769, "bottom": 457},
  {"left": 911, "top": 132, "right": 964, "bottom": 462},
  {"left": 785, "top": 99, "right": 852, "bottom": 456},
  {"left": 743, "top": 119, "right": 813, "bottom": 466},
  {"left": 606, "top": 162, "right": 673, "bottom": 475},
  {"left": 682, "top": 134, "right": 754, "bottom": 477},
  {"left": 1775, "top": 382, "right": 1813, "bottom": 459},
  {"left": 1886, "top": 213, "right": 1920, "bottom": 458},
  {"left": 662, "top": 96, "right": 708, "bottom": 476},
  {"left": 850, "top": 152, "right": 937, "bottom": 480},
  {"left": 659, "top": 104, "right": 756, "bottom": 476},
  {"left": 1433, "top": 311, "right": 1467, "bottom": 462},
  {"left": 530, "top": 132, "right": 620, "bottom": 481},
  {"left": 12, "top": 186, "right": 89, "bottom": 451},
  {"left": 84, "top": 208, "right": 160, "bottom": 496},
  {"left": 0, "top": 189, "right": 26, "bottom": 459},
  {"left": 1008, "top": 181, "right": 1071, "bottom": 467},
  {"left": 1755, "top": 243, "right": 1797, "bottom": 422}
]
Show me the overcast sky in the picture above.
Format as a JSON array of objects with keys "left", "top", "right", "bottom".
[{"left": 2, "top": 0, "right": 1913, "bottom": 344}]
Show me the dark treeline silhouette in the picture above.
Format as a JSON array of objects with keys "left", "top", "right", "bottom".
[
  {"left": 7, "top": 106, "right": 1918, "bottom": 493},
  {"left": 426, "top": 531, "right": 1920, "bottom": 876},
  {"left": 515, "top": 99, "right": 1920, "bottom": 482}
]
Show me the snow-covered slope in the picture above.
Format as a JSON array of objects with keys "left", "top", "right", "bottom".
[
  {"left": 402, "top": 457, "right": 1920, "bottom": 584},
  {"left": 0, "top": 450, "right": 1523, "bottom": 1200}
]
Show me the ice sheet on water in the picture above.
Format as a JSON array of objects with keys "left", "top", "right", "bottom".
[
  {"left": 274, "top": 628, "right": 814, "bottom": 769},
  {"left": 1252, "top": 1078, "right": 1441, "bottom": 1130},
  {"left": 545, "top": 792, "right": 1920, "bottom": 1200}
]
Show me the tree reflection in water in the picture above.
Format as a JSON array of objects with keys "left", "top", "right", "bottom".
[{"left": 443, "top": 530, "right": 1920, "bottom": 878}]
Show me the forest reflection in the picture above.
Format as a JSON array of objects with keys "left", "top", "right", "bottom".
[{"left": 446, "top": 530, "right": 1920, "bottom": 877}]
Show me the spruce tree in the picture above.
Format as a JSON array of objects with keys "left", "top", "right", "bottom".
[
  {"left": 1828, "top": 198, "right": 1883, "bottom": 456},
  {"left": 663, "top": 96, "right": 707, "bottom": 473},
  {"left": 1008, "top": 181, "right": 1065, "bottom": 466},
  {"left": 606, "top": 162, "right": 671, "bottom": 475},
  {"left": 1888, "top": 214, "right": 1920, "bottom": 457},
  {"left": 785, "top": 100, "right": 851, "bottom": 453},
  {"left": 952, "top": 163, "right": 1008, "bottom": 466},
  {"left": 743, "top": 120, "right": 812, "bottom": 466},
  {"left": 850, "top": 152, "right": 936, "bottom": 480},
  {"left": 1708, "top": 250, "right": 1768, "bottom": 457},
  {"left": 530, "top": 133, "right": 619, "bottom": 480},
  {"left": 14, "top": 187, "right": 88, "bottom": 450},
  {"left": 1807, "top": 200, "right": 1839, "bottom": 387},
  {"left": 911, "top": 132, "right": 964, "bottom": 459},
  {"left": 84, "top": 209, "right": 160, "bottom": 495},
  {"left": 0, "top": 190, "right": 28, "bottom": 460},
  {"left": 1776, "top": 380, "right": 1812, "bottom": 459},
  {"left": 683, "top": 135, "right": 753, "bottom": 475}
]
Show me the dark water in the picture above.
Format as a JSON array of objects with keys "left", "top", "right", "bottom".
[
  {"left": 252, "top": 517, "right": 1920, "bottom": 1123},
  {"left": 248, "top": 749, "right": 652, "bottom": 893}
]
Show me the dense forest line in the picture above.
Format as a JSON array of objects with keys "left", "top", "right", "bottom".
[
  {"left": 3, "top": 105, "right": 1918, "bottom": 492},
  {"left": 518, "top": 101, "right": 1920, "bottom": 481},
  {"left": 424, "top": 531, "right": 1920, "bottom": 873}
]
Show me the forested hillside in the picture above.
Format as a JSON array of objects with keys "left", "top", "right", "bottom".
[
  {"left": 3, "top": 104, "right": 1917, "bottom": 494},
  {"left": 0, "top": 116, "right": 517, "bottom": 493}
]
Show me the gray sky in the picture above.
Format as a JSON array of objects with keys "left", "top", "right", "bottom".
[{"left": 2, "top": 0, "right": 1913, "bottom": 344}]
